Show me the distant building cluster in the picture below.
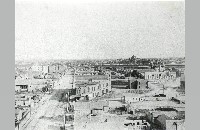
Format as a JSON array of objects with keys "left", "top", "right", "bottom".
[{"left": 15, "top": 55, "right": 185, "bottom": 130}]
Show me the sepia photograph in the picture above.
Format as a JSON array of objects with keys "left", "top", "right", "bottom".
[{"left": 15, "top": 0, "right": 185, "bottom": 130}]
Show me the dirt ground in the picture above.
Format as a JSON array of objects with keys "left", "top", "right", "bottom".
[{"left": 21, "top": 92, "right": 67, "bottom": 130}]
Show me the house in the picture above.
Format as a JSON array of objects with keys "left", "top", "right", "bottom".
[
  {"left": 31, "top": 64, "right": 49, "bottom": 74},
  {"left": 15, "top": 79, "right": 52, "bottom": 93},
  {"left": 144, "top": 71, "right": 176, "bottom": 82},
  {"left": 15, "top": 108, "right": 24, "bottom": 122},
  {"left": 129, "top": 78, "right": 149, "bottom": 90},
  {"left": 180, "top": 74, "right": 185, "bottom": 90},
  {"left": 48, "top": 63, "right": 66, "bottom": 73},
  {"left": 132, "top": 97, "right": 145, "bottom": 102},
  {"left": 166, "top": 119, "right": 185, "bottom": 130},
  {"left": 15, "top": 95, "right": 31, "bottom": 107},
  {"left": 154, "top": 114, "right": 173, "bottom": 130},
  {"left": 15, "top": 80, "right": 31, "bottom": 93},
  {"left": 125, "top": 95, "right": 145, "bottom": 103},
  {"left": 64, "top": 113, "right": 74, "bottom": 127},
  {"left": 124, "top": 119, "right": 151, "bottom": 130},
  {"left": 91, "top": 108, "right": 103, "bottom": 115}
]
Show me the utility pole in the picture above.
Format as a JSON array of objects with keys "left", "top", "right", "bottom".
[
  {"left": 29, "top": 105, "right": 31, "bottom": 117},
  {"left": 17, "top": 122, "right": 20, "bottom": 130},
  {"left": 63, "top": 114, "right": 65, "bottom": 130},
  {"left": 163, "top": 84, "right": 165, "bottom": 95}
]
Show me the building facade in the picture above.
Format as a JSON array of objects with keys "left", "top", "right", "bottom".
[{"left": 144, "top": 71, "right": 176, "bottom": 81}]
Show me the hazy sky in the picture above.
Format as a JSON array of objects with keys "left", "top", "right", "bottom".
[{"left": 15, "top": 0, "right": 185, "bottom": 60}]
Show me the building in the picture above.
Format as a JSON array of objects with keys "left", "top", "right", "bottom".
[
  {"left": 15, "top": 95, "right": 31, "bottom": 107},
  {"left": 111, "top": 78, "right": 149, "bottom": 90},
  {"left": 144, "top": 71, "right": 176, "bottom": 81},
  {"left": 15, "top": 80, "right": 31, "bottom": 93},
  {"left": 75, "top": 80, "right": 110, "bottom": 100},
  {"left": 180, "top": 74, "right": 185, "bottom": 90},
  {"left": 31, "top": 64, "right": 49, "bottom": 74},
  {"left": 111, "top": 79, "right": 129, "bottom": 89},
  {"left": 166, "top": 119, "right": 185, "bottom": 130},
  {"left": 125, "top": 95, "right": 146, "bottom": 103},
  {"left": 124, "top": 119, "right": 151, "bottom": 130},
  {"left": 48, "top": 63, "right": 66, "bottom": 73},
  {"left": 164, "top": 62, "right": 185, "bottom": 70},
  {"left": 129, "top": 79, "right": 149, "bottom": 90},
  {"left": 75, "top": 74, "right": 111, "bottom": 92},
  {"left": 154, "top": 114, "right": 172, "bottom": 130},
  {"left": 15, "top": 79, "right": 53, "bottom": 93}
]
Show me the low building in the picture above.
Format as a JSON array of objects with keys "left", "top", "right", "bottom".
[
  {"left": 166, "top": 119, "right": 185, "bottom": 130},
  {"left": 48, "top": 63, "right": 66, "bottom": 73},
  {"left": 180, "top": 74, "right": 185, "bottom": 90},
  {"left": 125, "top": 95, "right": 145, "bottom": 103},
  {"left": 31, "top": 63, "right": 49, "bottom": 74},
  {"left": 15, "top": 79, "right": 53, "bottom": 93},
  {"left": 144, "top": 71, "right": 176, "bottom": 82},
  {"left": 15, "top": 95, "right": 31, "bottom": 107},
  {"left": 111, "top": 79, "right": 129, "bottom": 89},
  {"left": 15, "top": 80, "right": 30, "bottom": 93},
  {"left": 154, "top": 114, "right": 173, "bottom": 130},
  {"left": 111, "top": 78, "right": 149, "bottom": 90},
  {"left": 15, "top": 108, "right": 24, "bottom": 122},
  {"left": 124, "top": 119, "right": 151, "bottom": 130},
  {"left": 129, "top": 78, "right": 149, "bottom": 90}
]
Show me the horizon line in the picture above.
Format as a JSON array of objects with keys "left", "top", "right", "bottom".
[{"left": 15, "top": 56, "right": 185, "bottom": 62}]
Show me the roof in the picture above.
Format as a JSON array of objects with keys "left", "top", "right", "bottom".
[
  {"left": 156, "top": 114, "right": 173, "bottom": 120},
  {"left": 136, "top": 69, "right": 155, "bottom": 73},
  {"left": 165, "top": 62, "right": 185, "bottom": 66},
  {"left": 15, "top": 80, "right": 31, "bottom": 85},
  {"left": 75, "top": 81, "right": 99, "bottom": 88},
  {"left": 15, "top": 79, "right": 51, "bottom": 85},
  {"left": 153, "top": 112, "right": 177, "bottom": 119},
  {"left": 75, "top": 75, "right": 109, "bottom": 81}
]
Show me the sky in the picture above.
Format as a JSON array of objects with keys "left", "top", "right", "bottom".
[{"left": 15, "top": 0, "right": 185, "bottom": 61}]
